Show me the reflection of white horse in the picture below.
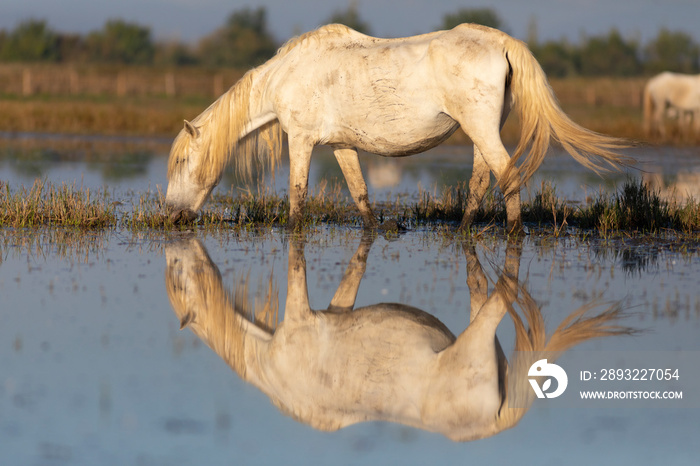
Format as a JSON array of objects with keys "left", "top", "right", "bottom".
[
  {"left": 643, "top": 170, "right": 700, "bottom": 203},
  {"left": 165, "top": 23, "right": 632, "bottom": 233},
  {"left": 643, "top": 72, "right": 700, "bottom": 137},
  {"left": 165, "top": 236, "right": 634, "bottom": 441}
]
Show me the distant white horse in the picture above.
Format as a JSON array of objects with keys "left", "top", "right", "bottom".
[
  {"left": 643, "top": 72, "right": 700, "bottom": 137},
  {"left": 165, "top": 24, "right": 632, "bottom": 232},
  {"left": 165, "top": 236, "right": 634, "bottom": 440}
]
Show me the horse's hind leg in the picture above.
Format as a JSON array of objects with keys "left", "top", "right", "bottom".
[
  {"left": 463, "top": 243, "right": 488, "bottom": 322},
  {"left": 454, "top": 113, "right": 521, "bottom": 233},
  {"left": 460, "top": 146, "right": 491, "bottom": 231},
  {"left": 333, "top": 148, "right": 379, "bottom": 229},
  {"left": 452, "top": 78, "right": 515, "bottom": 232},
  {"left": 468, "top": 135, "right": 522, "bottom": 234}
]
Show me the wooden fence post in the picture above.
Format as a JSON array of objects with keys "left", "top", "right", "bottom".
[
  {"left": 165, "top": 72, "right": 176, "bottom": 97},
  {"left": 213, "top": 73, "right": 224, "bottom": 97},
  {"left": 586, "top": 87, "right": 597, "bottom": 106},
  {"left": 22, "top": 68, "right": 33, "bottom": 96},
  {"left": 70, "top": 68, "right": 80, "bottom": 95},
  {"left": 117, "top": 72, "right": 127, "bottom": 97}
]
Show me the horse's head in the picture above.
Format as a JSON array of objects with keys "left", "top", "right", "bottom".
[
  {"left": 165, "top": 120, "right": 218, "bottom": 223},
  {"left": 164, "top": 236, "right": 221, "bottom": 331}
]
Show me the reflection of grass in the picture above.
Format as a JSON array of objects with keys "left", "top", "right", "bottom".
[
  {"left": 0, "top": 96, "right": 205, "bottom": 138},
  {"left": 0, "top": 144, "right": 158, "bottom": 182},
  {"left": 88, "top": 151, "right": 152, "bottom": 180},
  {"left": 3, "top": 178, "right": 700, "bottom": 239},
  {"left": 0, "top": 227, "right": 108, "bottom": 264},
  {"left": 0, "top": 143, "right": 161, "bottom": 180}
]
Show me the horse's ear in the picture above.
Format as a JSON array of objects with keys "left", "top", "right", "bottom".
[
  {"left": 184, "top": 120, "right": 200, "bottom": 138},
  {"left": 179, "top": 311, "right": 195, "bottom": 329}
]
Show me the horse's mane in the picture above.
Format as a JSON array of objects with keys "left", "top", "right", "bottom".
[
  {"left": 166, "top": 263, "right": 279, "bottom": 378},
  {"left": 167, "top": 24, "right": 357, "bottom": 186}
]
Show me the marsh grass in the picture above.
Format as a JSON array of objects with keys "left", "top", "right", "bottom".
[
  {"left": 3, "top": 177, "right": 700, "bottom": 239},
  {"left": 524, "top": 181, "right": 573, "bottom": 236},
  {"left": 411, "top": 184, "right": 466, "bottom": 225},
  {"left": 206, "top": 180, "right": 364, "bottom": 228},
  {"left": 575, "top": 179, "right": 675, "bottom": 236},
  {"left": 0, "top": 179, "right": 117, "bottom": 228}
]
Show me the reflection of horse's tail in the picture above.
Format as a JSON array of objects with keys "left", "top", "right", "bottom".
[
  {"left": 495, "top": 288, "right": 637, "bottom": 432},
  {"left": 503, "top": 37, "right": 635, "bottom": 188}
]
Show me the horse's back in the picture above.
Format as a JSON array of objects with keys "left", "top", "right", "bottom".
[
  {"left": 266, "top": 23, "right": 511, "bottom": 155},
  {"left": 262, "top": 303, "right": 456, "bottom": 388},
  {"left": 253, "top": 304, "right": 458, "bottom": 429},
  {"left": 275, "top": 23, "right": 508, "bottom": 73},
  {"left": 648, "top": 72, "right": 700, "bottom": 93}
]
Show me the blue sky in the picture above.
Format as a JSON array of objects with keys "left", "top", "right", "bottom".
[{"left": 3, "top": 0, "right": 699, "bottom": 45}]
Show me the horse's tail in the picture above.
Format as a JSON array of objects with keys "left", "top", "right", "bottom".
[{"left": 503, "top": 37, "right": 635, "bottom": 188}]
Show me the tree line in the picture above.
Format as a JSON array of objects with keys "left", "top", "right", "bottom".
[{"left": 1, "top": 6, "right": 698, "bottom": 77}]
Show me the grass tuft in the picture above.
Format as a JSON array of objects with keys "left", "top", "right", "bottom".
[
  {"left": 3, "top": 177, "right": 700, "bottom": 240},
  {"left": 0, "top": 179, "right": 116, "bottom": 229}
]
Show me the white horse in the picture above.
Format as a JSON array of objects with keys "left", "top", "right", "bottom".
[
  {"left": 643, "top": 72, "right": 700, "bottom": 137},
  {"left": 165, "top": 236, "right": 634, "bottom": 440},
  {"left": 165, "top": 24, "right": 632, "bottom": 232}
]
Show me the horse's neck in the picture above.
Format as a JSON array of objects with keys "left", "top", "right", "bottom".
[{"left": 199, "top": 67, "right": 277, "bottom": 142}]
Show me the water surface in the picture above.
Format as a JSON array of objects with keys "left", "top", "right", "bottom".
[
  {"left": 2, "top": 136, "right": 699, "bottom": 204},
  {"left": 1, "top": 137, "right": 699, "bottom": 464},
  {"left": 2, "top": 228, "right": 699, "bottom": 465}
]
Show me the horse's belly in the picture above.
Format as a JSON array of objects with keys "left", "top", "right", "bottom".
[{"left": 332, "top": 112, "right": 460, "bottom": 157}]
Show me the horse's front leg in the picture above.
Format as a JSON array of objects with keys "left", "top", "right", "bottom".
[
  {"left": 333, "top": 148, "right": 379, "bottom": 229},
  {"left": 284, "top": 238, "right": 313, "bottom": 322},
  {"left": 327, "top": 233, "right": 375, "bottom": 312},
  {"left": 287, "top": 136, "right": 314, "bottom": 229}
]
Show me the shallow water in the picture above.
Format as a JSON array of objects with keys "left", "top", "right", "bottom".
[
  {"left": 2, "top": 136, "right": 700, "bottom": 204},
  {"left": 2, "top": 138, "right": 700, "bottom": 464},
  {"left": 2, "top": 228, "right": 700, "bottom": 465}
]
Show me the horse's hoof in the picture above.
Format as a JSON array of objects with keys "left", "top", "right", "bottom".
[
  {"left": 456, "top": 224, "right": 471, "bottom": 235},
  {"left": 170, "top": 209, "right": 198, "bottom": 224},
  {"left": 378, "top": 219, "right": 407, "bottom": 233},
  {"left": 507, "top": 223, "right": 529, "bottom": 237}
]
